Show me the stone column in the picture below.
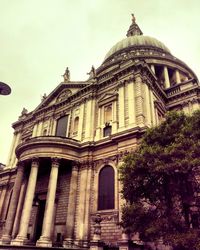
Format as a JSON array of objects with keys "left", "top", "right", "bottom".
[
  {"left": 1, "top": 163, "right": 24, "bottom": 244},
  {"left": 135, "top": 75, "right": 145, "bottom": 125},
  {"left": 11, "top": 158, "right": 39, "bottom": 246},
  {"left": 175, "top": 69, "right": 181, "bottom": 84},
  {"left": 163, "top": 66, "right": 170, "bottom": 88},
  {"left": 36, "top": 158, "right": 60, "bottom": 247},
  {"left": 12, "top": 179, "right": 27, "bottom": 239},
  {"left": 63, "top": 163, "right": 79, "bottom": 247},
  {"left": 151, "top": 65, "right": 155, "bottom": 73}
]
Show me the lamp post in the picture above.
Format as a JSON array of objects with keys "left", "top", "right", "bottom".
[{"left": 0, "top": 82, "right": 11, "bottom": 95}]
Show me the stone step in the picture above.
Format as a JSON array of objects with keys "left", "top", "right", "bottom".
[{"left": 0, "top": 245, "right": 87, "bottom": 250}]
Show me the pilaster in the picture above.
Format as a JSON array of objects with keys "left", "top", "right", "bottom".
[
  {"left": 9, "top": 132, "right": 20, "bottom": 168},
  {"left": 135, "top": 75, "right": 145, "bottom": 126},
  {"left": 85, "top": 99, "right": 93, "bottom": 140},
  {"left": 6, "top": 132, "right": 17, "bottom": 167},
  {"left": 83, "top": 162, "right": 93, "bottom": 246},
  {"left": 118, "top": 83, "right": 125, "bottom": 130},
  {"left": 145, "top": 84, "right": 151, "bottom": 127},
  {"left": 1, "top": 163, "right": 24, "bottom": 244},
  {"left": 95, "top": 107, "right": 101, "bottom": 140},
  {"left": 127, "top": 81, "right": 136, "bottom": 127},
  {"left": 150, "top": 92, "right": 156, "bottom": 126},
  {"left": 63, "top": 162, "right": 79, "bottom": 247},
  {"left": 76, "top": 162, "right": 89, "bottom": 241},
  {"left": 110, "top": 101, "right": 117, "bottom": 133},
  {"left": 78, "top": 103, "right": 84, "bottom": 140}
]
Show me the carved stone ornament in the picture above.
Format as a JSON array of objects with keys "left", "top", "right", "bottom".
[
  {"left": 93, "top": 214, "right": 102, "bottom": 241},
  {"left": 57, "top": 89, "right": 72, "bottom": 102},
  {"left": 100, "top": 212, "right": 119, "bottom": 222}
]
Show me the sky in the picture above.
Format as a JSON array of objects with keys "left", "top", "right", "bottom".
[{"left": 0, "top": 0, "right": 200, "bottom": 164}]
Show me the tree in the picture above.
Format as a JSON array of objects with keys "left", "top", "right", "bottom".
[{"left": 120, "top": 111, "right": 200, "bottom": 250}]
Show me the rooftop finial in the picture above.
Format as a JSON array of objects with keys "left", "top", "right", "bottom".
[
  {"left": 131, "top": 13, "right": 136, "bottom": 23},
  {"left": 126, "top": 14, "right": 143, "bottom": 37}
]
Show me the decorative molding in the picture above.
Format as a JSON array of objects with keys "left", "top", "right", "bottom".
[
  {"left": 92, "top": 210, "right": 119, "bottom": 222},
  {"left": 31, "top": 157, "right": 40, "bottom": 167},
  {"left": 80, "top": 159, "right": 94, "bottom": 170},
  {"left": 51, "top": 157, "right": 60, "bottom": 167}
]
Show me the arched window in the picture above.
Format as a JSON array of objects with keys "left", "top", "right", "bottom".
[
  {"left": 74, "top": 116, "right": 79, "bottom": 133},
  {"left": 98, "top": 165, "right": 114, "bottom": 210},
  {"left": 55, "top": 115, "right": 68, "bottom": 137}
]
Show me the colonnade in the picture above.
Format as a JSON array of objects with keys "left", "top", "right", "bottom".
[
  {"left": 150, "top": 64, "right": 182, "bottom": 88},
  {"left": 0, "top": 157, "right": 83, "bottom": 247}
]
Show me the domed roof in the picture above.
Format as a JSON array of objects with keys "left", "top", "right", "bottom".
[
  {"left": 104, "top": 14, "right": 171, "bottom": 62},
  {"left": 104, "top": 35, "right": 171, "bottom": 61}
]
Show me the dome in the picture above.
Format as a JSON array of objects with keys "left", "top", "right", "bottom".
[{"left": 104, "top": 35, "right": 171, "bottom": 61}]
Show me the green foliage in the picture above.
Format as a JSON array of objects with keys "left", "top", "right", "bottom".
[{"left": 120, "top": 111, "right": 200, "bottom": 249}]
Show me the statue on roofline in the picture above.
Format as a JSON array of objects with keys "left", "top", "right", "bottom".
[
  {"left": 87, "top": 65, "right": 96, "bottom": 79},
  {"left": 62, "top": 67, "right": 70, "bottom": 82},
  {"left": 41, "top": 93, "right": 47, "bottom": 101},
  {"left": 21, "top": 107, "right": 28, "bottom": 115}
]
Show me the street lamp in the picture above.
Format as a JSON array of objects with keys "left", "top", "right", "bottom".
[{"left": 0, "top": 82, "right": 11, "bottom": 95}]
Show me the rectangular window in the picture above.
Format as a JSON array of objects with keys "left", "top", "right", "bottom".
[
  {"left": 55, "top": 115, "right": 68, "bottom": 137},
  {"left": 103, "top": 125, "right": 112, "bottom": 137}
]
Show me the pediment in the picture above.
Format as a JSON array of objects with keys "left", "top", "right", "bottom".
[
  {"left": 33, "top": 81, "right": 89, "bottom": 113},
  {"left": 98, "top": 91, "right": 118, "bottom": 106}
]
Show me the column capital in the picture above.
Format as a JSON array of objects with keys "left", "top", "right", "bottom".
[
  {"left": 51, "top": 157, "right": 60, "bottom": 167},
  {"left": 80, "top": 160, "right": 94, "bottom": 170},
  {"left": 13, "top": 131, "right": 18, "bottom": 136},
  {"left": 134, "top": 74, "right": 142, "bottom": 83},
  {"left": 72, "top": 161, "right": 79, "bottom": 172},
  {"left": 17, "top": 161, "right": 25, "bottom": 171},
  {"left": 32, "top": 158, "right": 39, "bottom": 167}
]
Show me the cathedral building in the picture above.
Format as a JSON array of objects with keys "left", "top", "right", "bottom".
[{"left": 0, "top": 15, "right": 199, "bottom": 248}]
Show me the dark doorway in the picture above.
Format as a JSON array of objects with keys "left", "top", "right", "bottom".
[{"left": 35, "top": 200, "right": 46, "bottom": 241}]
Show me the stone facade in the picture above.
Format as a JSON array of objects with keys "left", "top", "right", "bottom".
[{"left": 0, "top": 16, "right": 199, "bottom": 249}]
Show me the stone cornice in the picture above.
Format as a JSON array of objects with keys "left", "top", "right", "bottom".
[
  {"left": 12, "top": 85, "right": 98, "bottom": 129},
  {"left": 114, "top": 60, "right": 167, "bottom": 102},
  {"left": 166, "top": 84, "right": 199, "bottom": 103},
  {"left": 99, "top": 47, "right": 198, "bottom": 82},
  {"left": 14, "top": 126, "right": 146, "bottom": 163}
]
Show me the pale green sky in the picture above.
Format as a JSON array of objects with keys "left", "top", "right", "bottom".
[{"left": 0, "top": 0, "right": 200, "bottom": 163}]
